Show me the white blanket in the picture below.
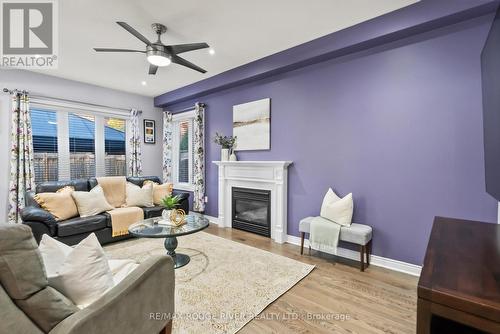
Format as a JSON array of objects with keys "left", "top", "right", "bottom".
[{"left": 310, "top": 216, "right": 341, "bottom": 254}]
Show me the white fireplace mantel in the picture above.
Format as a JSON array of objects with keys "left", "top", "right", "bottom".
[{"left": 213, "top": 161, "right": 292, "bottom": 243}]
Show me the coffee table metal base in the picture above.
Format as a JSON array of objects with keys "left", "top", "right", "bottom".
[{"left": 164, "top": 236, "right": 190, "bottom": 269}]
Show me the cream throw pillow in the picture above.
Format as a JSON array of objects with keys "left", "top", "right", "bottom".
[
  {"left": 40, "top": 233, "right": 114, "bottom": 308},
  {"left": 34, "top": 186, "right": 79, "bottom": 221},
  {"left": 320, "top": 188, "right": 353, "bottom": 226},
  {"left": 71, "top": 185, "right": 114, "bottom": 217},
  {"left": 39, "top": 234, "right": 139, "bottom": 308},
  {"left": 125, "top": 182, "right": 154, "bottom": 207},
  {"left": 144, "top": 181, "right": 173, "bottom": 205}
]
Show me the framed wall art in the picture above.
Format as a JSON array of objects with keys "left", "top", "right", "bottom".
[{"left": 143, "top": 119, "right": 156, "bottom": 144}]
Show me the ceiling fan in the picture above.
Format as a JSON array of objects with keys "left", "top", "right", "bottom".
[{"left": 94, "top": 22, "right": 209, "bottom": 75}]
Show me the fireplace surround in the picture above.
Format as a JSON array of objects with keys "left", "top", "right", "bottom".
[{"left": 213, "top": 161, "right": 292, "bottom": 243}]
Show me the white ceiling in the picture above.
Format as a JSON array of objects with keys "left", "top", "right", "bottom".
[{"left": 32, "top": 0, "right": 418, "bottom": 97}]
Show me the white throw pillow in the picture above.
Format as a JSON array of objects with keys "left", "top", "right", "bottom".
[
  {"left": 40, "top": 233, "right": 114, "bottom": 308},
  {"left": 125, "top": 182, "right": 154, "bottom": 208},
  {"left": 71, "top": 185, "right": 114, "bottom": 217},
  {"left": 320, "top": 188, "right": 353, "bottom": 226},
  {"left": 39, "top": 234, "right": 73, "bottom": 275}
]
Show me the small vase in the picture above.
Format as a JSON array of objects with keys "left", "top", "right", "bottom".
[
  {"left": 162, "top": 209, "right": 172, "bottom": 221},
  {"left": 229, "top": 151, "right": 238, "bottom": 161},
  {"left": 221, "top": 148, "right": 230, "bottom": 161}
]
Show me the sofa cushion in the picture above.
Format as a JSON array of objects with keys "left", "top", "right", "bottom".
[
  {"left": 57, "top": 215, "right": 108, "bottom": 237},
  {"left": 0, "top": 285, "right": 43, "bottom": 334},
  {"left": 142, "top": 206, "right": 164, "bottom": 219},
  {"left": 299, "top": 216, "right": 372, "bottom": 245},
  {"left": 0, "top": 224, "right": 47, "bottom": 299},
  {"left": 15, "top": 286, "right": 77, "bottom": 332},
  {"left": 36, "top": 179, "right": 89, "bottom": 193},
  {"left": 0, "top": 224, "right": 77, "bottom": 332}
]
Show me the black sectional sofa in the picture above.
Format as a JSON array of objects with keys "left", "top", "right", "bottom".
[{"left": 21, "top": 176, "right": 190, "bottom": 245}]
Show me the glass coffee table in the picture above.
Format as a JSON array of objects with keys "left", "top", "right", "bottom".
[{"left": 128, "top": 215, "right": 209, "bottom": 269}]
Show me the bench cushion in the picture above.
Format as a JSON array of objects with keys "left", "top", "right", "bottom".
[
  {"left": 57, "top": 215, "right": 108, "bottom": 237},
  {"left": 299, "top": 216, "right": 372, "bottom": 245}
]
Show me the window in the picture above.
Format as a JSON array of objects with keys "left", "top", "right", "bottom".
[
  {"left": 69, "top": 113, "right": 96, "bottom": 179},
  {"left": 172, "top": 111, "right": 196, "bottom": 191},
  {"left": 30, "top": 105, "right": 128, "bottom": 183},
  {"left": 104, "top": 117, "right": 126, "bottom": 176},
  {"left": 32, "top": 109, "right": 58, "bottom": 182}
]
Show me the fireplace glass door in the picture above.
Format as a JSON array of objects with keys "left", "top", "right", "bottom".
[{"left": 232, "top": 187, "right": 271, "bottom": 237}]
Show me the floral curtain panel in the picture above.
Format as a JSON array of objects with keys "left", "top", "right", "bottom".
[
  {"left": 128, "top": 108, "right": 143, "bottom": 177},
  {"left": 193, "top": 103, "right": 205, "bottom": 212},
  {"left": 163, "top": 111, "right": 173, "bottom": 182},
  {"left": 8, "top": 91, "right": 35, "bottom": 224}
]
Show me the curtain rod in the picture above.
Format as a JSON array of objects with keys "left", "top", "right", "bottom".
[
  {"left": 165, "top": 103, "right": 205, "bottom": 114},
  {"left": 3, "top": 88, "right": 140, "bottom": 114}
]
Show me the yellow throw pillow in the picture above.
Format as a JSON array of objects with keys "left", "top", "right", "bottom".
[
  {"left": 34, "top": 186, "right": 79, "bottom": 221},
  {"left": 144, "top": 181, "right": 173, "bottom": 205}
]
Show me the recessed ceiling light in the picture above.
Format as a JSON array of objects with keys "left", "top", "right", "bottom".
[
  {"left": 208, "top": 48, "right": 215, "bottom": 56},
  {"left": 141, "top": 81, "right": 147, "bottom": 86}
]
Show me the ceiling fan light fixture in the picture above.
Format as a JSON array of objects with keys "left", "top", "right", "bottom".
[
  {"left": 94, "top": 22, "right": 208, "bottom": 75},
  {"left": 147, "top": 54, "right": 171, "bottom": 67}
]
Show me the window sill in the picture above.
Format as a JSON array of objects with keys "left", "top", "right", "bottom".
[{"left": 173, "top": 183, "right": 195, "bottom": 192}]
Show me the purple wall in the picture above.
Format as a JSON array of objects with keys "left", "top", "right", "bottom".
[{"left": 168, "top": 15, "right": 498, "bottom": 265}]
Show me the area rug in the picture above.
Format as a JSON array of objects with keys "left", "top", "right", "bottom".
[{"left": 104, "top": 232, "right": 315, "bottom": 334}]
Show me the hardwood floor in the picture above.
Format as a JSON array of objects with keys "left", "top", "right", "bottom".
[{"left": 203, "top": 224, "right": 418, "bottom": 334}]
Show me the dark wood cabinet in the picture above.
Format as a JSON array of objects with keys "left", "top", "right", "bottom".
[{"left": 417, "top": 217, "right": 500, "bottom": 334}]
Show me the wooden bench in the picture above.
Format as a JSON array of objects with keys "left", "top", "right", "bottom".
[{"left": 299, "top": 216, "right": 373, "bottom": 271}]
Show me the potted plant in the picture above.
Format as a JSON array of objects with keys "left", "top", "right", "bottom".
[
  {"left": 213, "top": 132, "right": 237, "bottom": 161},
  {"left": 160, "top": 194, "right": 181, "bottom": 221}
]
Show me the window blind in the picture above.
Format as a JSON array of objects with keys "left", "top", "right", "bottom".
[{"left": 31, "top": 104, "right": 129, "bottom": 182}]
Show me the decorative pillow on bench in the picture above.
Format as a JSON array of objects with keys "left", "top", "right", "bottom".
[
  {"left": 34, "top": 186, "right": 79, "bottom": 221},
  {"left": 320, "top": 188, "right": 353, "bottom": 226}
]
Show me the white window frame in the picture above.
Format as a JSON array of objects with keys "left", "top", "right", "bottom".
[
  {"left": 31, "top": 97, "right": 129, "bottom": 181},
  {"left": 172, "top": 110, "right": 196, "bottom": 191}
]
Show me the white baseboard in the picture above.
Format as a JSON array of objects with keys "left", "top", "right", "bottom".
[
  {"left": 286, "top": 235, "right": 421, "bottom": 277},
  {"left": 197, "top": 214, "right": 421, "bottom": 277}
]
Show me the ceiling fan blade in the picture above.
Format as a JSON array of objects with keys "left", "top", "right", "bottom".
[
  {"left": 94, "top": 48, "right": 145, "bottom": 53},
  {"left": 168, "top": 43, "right": 209, "bottom": 54},
  {"left": 116, "top": 21, "right": 152, "bottom": 46},
  {"left": 172, "top": 55, "right": 206, "bottom": 73},
  {"left": 148, "top": 64, "right": 158, "bottom": 75}
]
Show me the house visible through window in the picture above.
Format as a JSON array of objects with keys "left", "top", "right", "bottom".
[
  {"left": 31, "top": 106, "right": 127, "bottom": 183},
  {"left": 105, "top": 117, "right": 126, "bottom": 176},
  {"left": 172, "top": 111, "right": 196, "bottom": 191},
  {"left": 69, "top": 113, "right": 96, "bottom": 179},
  {"left": 32, "top": 109, "right": 59, "bottom": 182}
]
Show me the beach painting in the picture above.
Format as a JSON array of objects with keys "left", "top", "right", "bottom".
[{"left": 233, "top": 98, "right": 270, "bottom": 151}]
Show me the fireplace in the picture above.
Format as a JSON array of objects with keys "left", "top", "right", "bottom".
[{"left": 232, "top": 187, "right": 271, "bottom": 237}]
